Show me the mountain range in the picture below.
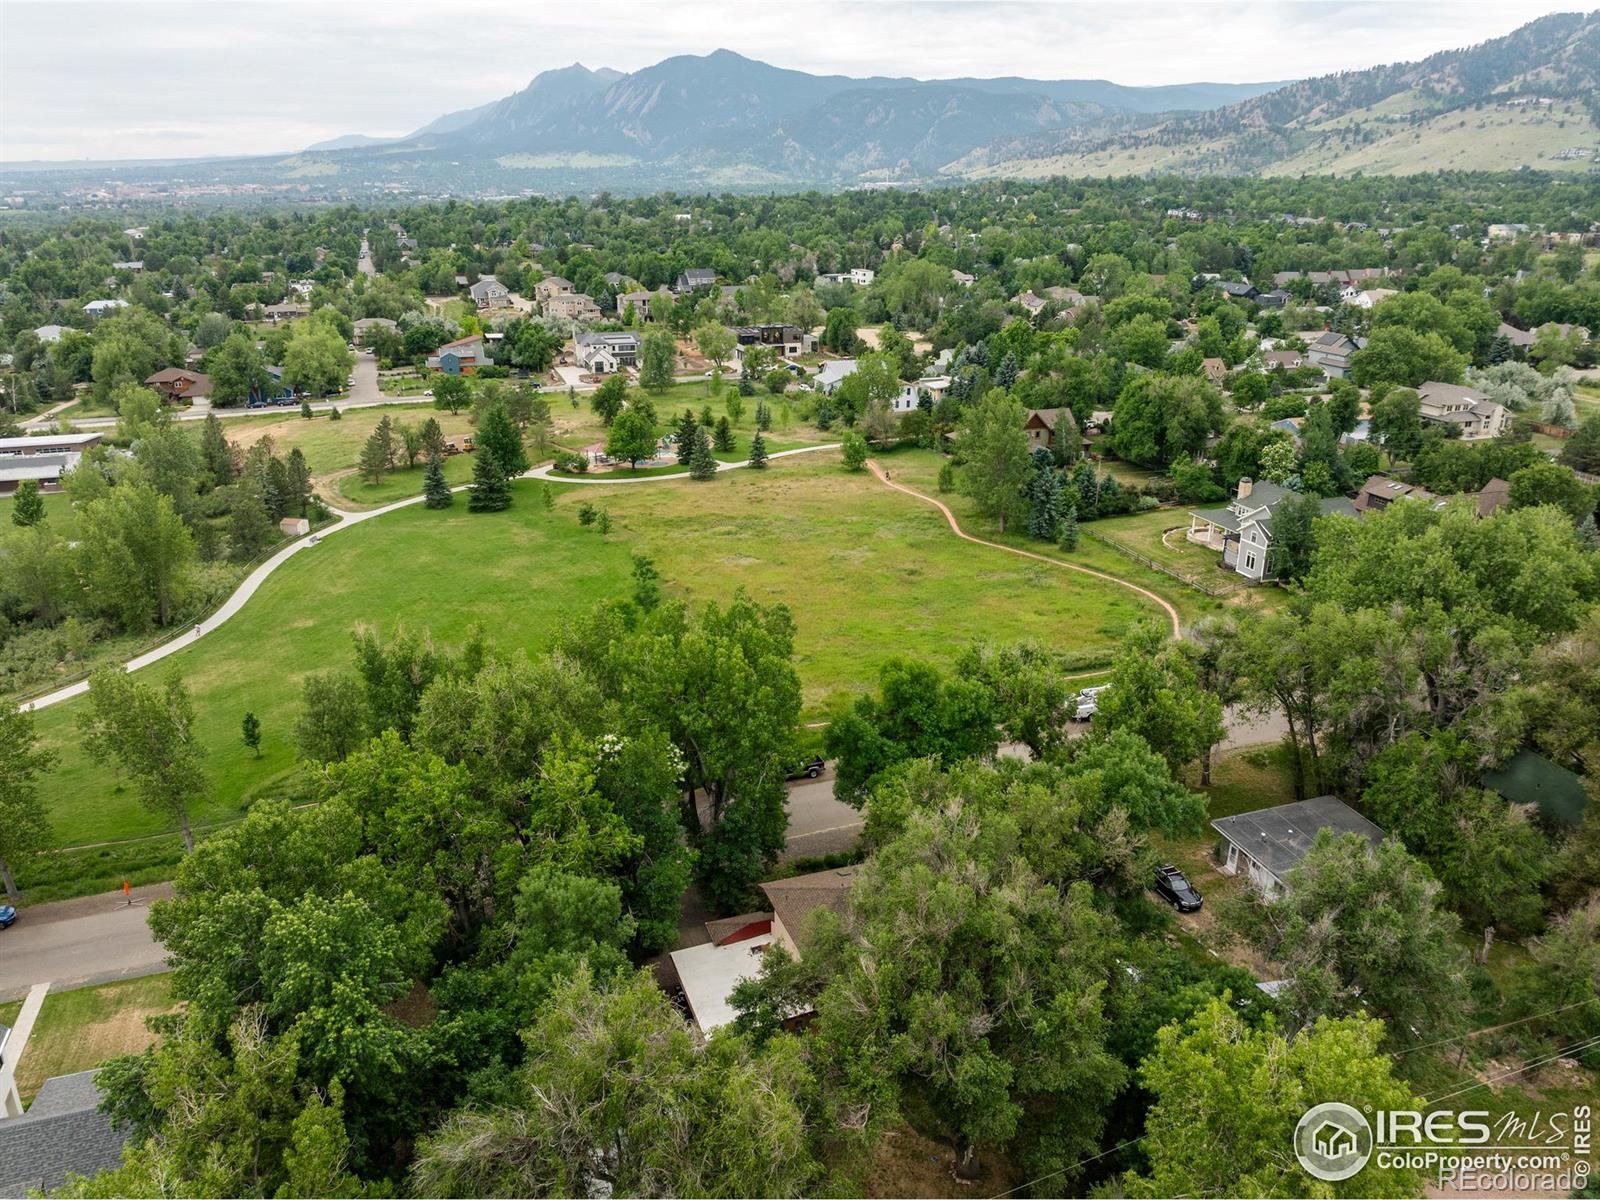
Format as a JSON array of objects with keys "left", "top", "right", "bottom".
[
  {"left": 7, "top": 13, "right": 1597, "bottom": 196},
  {"left": 298, "top": 50, "right": 1282, "bottom": 184},
  {"left": 280, "top": 13, "right": 1600, "bottom": 188}
]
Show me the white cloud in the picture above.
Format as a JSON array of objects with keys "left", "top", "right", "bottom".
[{"left": 0, "top": 0, "right": 1578, "bottom": 160}]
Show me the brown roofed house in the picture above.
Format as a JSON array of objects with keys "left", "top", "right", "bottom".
[
  {"left": 760, "top": 866, "right": 858, "bottom": 958},
  {"left": 144, "top": 367, "right": 212, "bottom": 403},
  {"left": 1024, "top": 407, "right": 1078, "bottom": 453}
]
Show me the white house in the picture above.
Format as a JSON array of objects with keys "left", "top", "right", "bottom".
[
  {"left": 813, "top": 358, "right": 859, "bottom": 394},
  {"left": 1212, "top": 796, "right": 1386, "bottom": 896},
  {"left": 849, "top": 267, "right": 876, "bottom": 286},
  {"left": 1187, "top": 478, "right": 1358, "bottom": 581},
  {"left": 81, "top": 299, "right": 129, "bottom": 318},
  {"left": 33, "top": 325, "right": 65, "bottom": 344},
  {"left": 1350, "top": 287, "right": 1398, "bottom": 309},
  {"left": 575, "top": 331, "right": 639, "bottom": 374},
  {"left": 894, "top": 374, "right": 952, "bottom": 413}
]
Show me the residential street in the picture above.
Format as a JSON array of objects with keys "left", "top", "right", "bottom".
[{"left": 0, "top": 884, "right": 171, "bottom": 1001}]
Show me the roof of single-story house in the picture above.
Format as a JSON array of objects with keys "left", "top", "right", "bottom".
[
  {"left": 1212, "top": 796, "right": 1386, "bottom": 885},
  {"left": 0, "top": 452, "right": 80, "bottom": 485},
  {"left": 759, "top": 866, "right": 857, "bottom": 955},
  {"left": 1482, "top": 749, "right": 1589, "bottom": 827},
  {"left": 0, "top": 1070, "right": 132, "bottom": 1197},
  {"left": 668, "top": 916, "right": 773, "bottom": 1033}
]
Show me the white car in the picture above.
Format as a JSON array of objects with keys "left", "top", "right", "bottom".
[{"left": 1073, "top": 684, "right": 1110, "bottom": 721}]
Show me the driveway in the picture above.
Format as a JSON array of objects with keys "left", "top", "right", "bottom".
[{"left": 0, "top": 884, "right": 170, "bottom": 1001}]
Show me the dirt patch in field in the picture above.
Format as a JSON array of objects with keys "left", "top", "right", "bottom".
[{"left": 865, "top": 1126, "right": 1021, "bottom": 1199}]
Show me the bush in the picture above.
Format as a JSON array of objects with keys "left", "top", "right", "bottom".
[
  {"left": 554, "top": 450, "right": 589, "bottom": 473},
  {"left": 577, "top": 501, "right": 597, "bottom": 526}
]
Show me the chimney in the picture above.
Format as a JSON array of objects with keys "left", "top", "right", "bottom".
[{"left": 1237, "top": 477, "right": 1253, "bottom": 501}]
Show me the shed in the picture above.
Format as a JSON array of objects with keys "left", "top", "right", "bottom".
[
  {"left": 1212, "top": 796, "right": 1385, "bottom": 895},
  {"left": 279, "top": 517, "right": 311, "bottom": 537}
]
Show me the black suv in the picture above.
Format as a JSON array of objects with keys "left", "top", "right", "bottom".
[
  {"left": 787, "top": 756, "right": 825, "bottom": 781},
  {"left": 1154, "top": 865, "right": 1203, "bottom": 912}
]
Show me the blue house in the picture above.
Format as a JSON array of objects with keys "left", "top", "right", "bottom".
[{"left": 250, "top": 365, "right": 296, "bottom": 404}]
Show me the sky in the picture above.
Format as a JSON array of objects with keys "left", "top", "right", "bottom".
[{"left": 0, "top": 0, "right": 1583, "bottom": 161}]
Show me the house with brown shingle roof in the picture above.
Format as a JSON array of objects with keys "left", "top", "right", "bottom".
[{"left": 760, "top": 866, "right": 858, "bottom": 958}]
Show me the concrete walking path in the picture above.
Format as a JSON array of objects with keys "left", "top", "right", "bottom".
[
  {"left": 865, "top": 458, "right": 1184, "bottom": 639},
  {"left": 18, "top": 445, "right": 841, "bottom": 713},
  {"left": 0, "top": 984, "right": 50, "bottom": 1116}
]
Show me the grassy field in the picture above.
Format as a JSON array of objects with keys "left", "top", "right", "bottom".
[
  {"left": 26, "top": 450, "right": 1176, "bottom": 850},
  {"left": 0, "top": 975, "right": 176, "bottom": 1105},
  {"left": 882, "top": 449, "right": 1239, "bottom": 629},
  {"left": 1088, "top": 508, "right": 1233, "bottom": 578}
]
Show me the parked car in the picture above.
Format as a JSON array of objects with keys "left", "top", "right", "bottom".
[
  {"left": 1073, "top": 684, "right": 1109, "bottom": 720},
  {"left": 1153, "top": 865, "right": 1203, "bottom": 912},
  {"left": 245, "top": 398, "right": 268, "bottom": 409},
  {"left": 0, "top": 904, "right": 17, "bottom": 929},
  {"left": 787, "top": 755, "right": 825, "bottom": 781}
]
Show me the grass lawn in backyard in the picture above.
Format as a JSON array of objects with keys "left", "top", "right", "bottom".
[
  {"left": 220, "top": 403, "right": 477, "bottom": 477},
  {"left": 0, "top": 975, "right": 177, "bottom": 1106},
  {"left": 1, "top": 486, "right": 78, "bottom": 533},
  {"left": 28, "top": 452, "right": 1174, "bottom": 851},
  {"left": 1087, "top": 507, "right": 1238, "bottom": 580}
]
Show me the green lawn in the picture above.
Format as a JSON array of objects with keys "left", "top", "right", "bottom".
[
  {"left": 1088, "top": 508, "right": 1233, "bottom": 580},
  {"left": 882, "top": 449, "right": 1228, "bottom": 630},
  {"left": 337, "top": 450, "right": 475, "bottom": 506},
  {"left": 0, "top": 975, "right": 177, "bottom": 1105},
  {"left": 1, "top": 487, "right": 79, "bottom": 533},
  {"left": 28, "top": 453, "right": 1173, "bottom": 850}
]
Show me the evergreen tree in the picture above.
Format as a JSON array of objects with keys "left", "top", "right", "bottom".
[
  {"left": 714, "top": 416, "right": 735, "bottom": 453},
  {"left": 423, "top": 451, "right": 453, "bottom": 509},
  {"left": 1027, "top": 466, "right": 1062, "bottom": 541},
  {"left": 748, "top": 432, "right": 769, "bottom": 469},
  {"left": 284, "top": 448, "right": 311, "bottom": 517},
  {"left": 996, "top": 351, "right": 1019, "bottom": 390},
  {"left": 477, "top": 400, "right": 529, "bottom": 478},
  {"left": 688, "top": 427, "right": 718, "bottom": 480},
  {"left": 467, "top": 446, "right": 512, "bottom": 512},
  {"left": 300, "top": 399, "right": 312, "bottom": 419},
  {"left": 372, "top": 415, "right": 396, "bottom": 468},
  {"left": 358, "top": 427, "right": 391, "bottom": 484},
  {"left": 1058, "top": 505, "right": 1079, "bottom": 551},
  {"left": 199, "top": 413, "right": 235, "bottom": 488},
  {"left": 1073, "top": 462, "right": 1100, "bottom": 518},
  {"left": 755, "top": 400, "right": 771, "bottom": 431},
  {"left": 241, "top": 711, "right": 261, "bottom": 758},
  {"left": 419, "top": 416, "right": 446, "bottom": 460},
  {"left": 1488, "top": 333, "right": 1514, "bottom": 364},
  {"left": 11, "top": 479, "right": 45, "bottom": 526},
  {"left": 676, "top": 409, "right": 698, "bottom": 465}
]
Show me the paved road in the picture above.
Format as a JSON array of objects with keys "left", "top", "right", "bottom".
[
  {"left": 358, "top": 233, "right": 376, "bottom": 279},
  {"left": 782, "top": 766, "right": 863, "bottom": 860},
  {"left": 0, "top": 884, "right": 171, "bottom": 1001}
]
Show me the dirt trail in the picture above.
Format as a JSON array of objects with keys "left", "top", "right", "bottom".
[{"left": 865, "top": 459, "right": 1183, "bottom": 639}]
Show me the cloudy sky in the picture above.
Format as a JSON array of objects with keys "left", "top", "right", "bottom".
[{"left": 0, "top": 0, "right": 1580, "bottom": 161}]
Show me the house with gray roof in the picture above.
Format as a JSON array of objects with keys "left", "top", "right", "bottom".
[
  {"left": 674, "top": 267, "right": 717, "bottom": 294},
  {"left": 1305, "top": 330, "right": 1364, "bottom": 378},
  {"left": 468, "top": 276, "right": 511, "bottom": 310},
  {"left": 1212, "top": 796, "right": 1386, "bottom": 895},
  {"left": 1187, "top": 477, "right": 1357, "bottom": 581},
  {"left": 813, "top": 358, "right": 858, "bottom": 394},
  {"left": 1416, "top": 381, "right": 1511, "bottom": 441},
  {"left": 0, "top": 1070, "right": 131, "bottom": 1197}
]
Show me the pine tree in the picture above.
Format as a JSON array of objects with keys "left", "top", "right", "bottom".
[
  {"left": 300, "top": 399, "right": 313, "bottom": 419},
  {"left": 423, "top": 451, "right": 453, "bottom": 509},
  {"left": 756, "top": 400, "right": 771, "bottom": 431},
  {"left": 748, "top": 432, "right": 769, "bottom": 469},
  {"left": 467, "top": 447, "right": 511, "bottom": 512},
  {"left": 358, "top": 427, "right": 390, "bottom": 484},
  {"left": 1488, "top": 334, "right": 1514, "bottom": 365},
  {"left": 419, "top": 416, "right": 446, "bottom": 460},
  {"left": 1027, "top": 467, "right": 1062, "bottom": 541},
  {"left": 242, "top": 711, "right": 262, "bottom": 758},
  {"left": 285, "top": 448, "right": 311, "bottom": 517},
  {"left": 676, "top": 409, "right": 699, "bottom": 465},
  {"left": 714, "top": 416, "right": 735, "bottom": 452},
  {"left": 477, "top": 400, "right": 529, "bottom": 478},
  {"left": 996, "top": 351, "right": 1019, "bottom": 390},
  {"left": 1578, "top": 512, "right": 1600, "bottom": 550},
  {"left": 688, "top": 426, "right": 718, "bottom": 480},
  {"left": 11, "top": 480, "right": 45, "bottom": 526},
  {"left": 1057, "top": 506, "right": 1079, "bottom": 551},
  {"left": 200, "top": 413, "right": 235, "bottom": 487}
]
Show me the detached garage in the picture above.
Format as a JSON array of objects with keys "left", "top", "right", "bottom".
[{"left": 1212, "top": 796, "right": 1386, "bottom": 896}]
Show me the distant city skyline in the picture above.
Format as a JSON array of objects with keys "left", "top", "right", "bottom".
[{"left": 0, "top": 0, "right": 1582, "bottom": 161}]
